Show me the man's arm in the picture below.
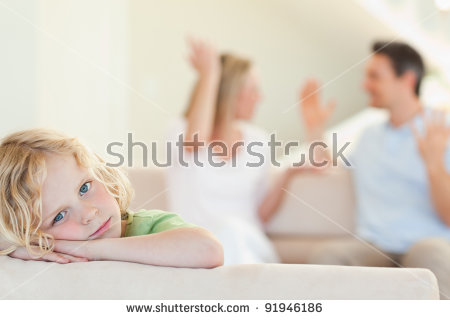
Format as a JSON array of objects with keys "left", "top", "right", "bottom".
[
  {"left": 298, "top": 78, "right": 335, "bottom": 164},
  {"left": 427, "top": 164, "right": 450, "bottom": 226},
  {"left": 257, "top": 79, "right": 336, "bottom": 223},
  {"left": 412, "top": 110, "right": 450, "bottom": 226}
]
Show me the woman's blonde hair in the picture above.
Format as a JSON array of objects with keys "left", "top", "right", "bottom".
[
  {"left": 0, "top": 128, "right": 133, "bottom": 258},
  {"left": 184, "top": 53, "right": 251, "bottom": 126},
  {"left": 215, "top": 53, "right": 251, "bottom": 126}
]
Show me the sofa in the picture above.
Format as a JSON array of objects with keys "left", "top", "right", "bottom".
[{"left": 0, "top": 167, "right": 440, "bottom": 299}]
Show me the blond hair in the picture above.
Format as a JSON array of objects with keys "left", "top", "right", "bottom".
[
  {"left": 0, "top": 128, "right": 133, "bottom": 258},
  {"left": 184, "top": 53, "right": 251, "bottom": 126},
  {"left": 215, "top": 53, "right": 251, "bottom": 126}
]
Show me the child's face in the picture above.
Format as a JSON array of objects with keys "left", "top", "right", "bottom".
[{"left": 39, "top": 154, "right": 122, "bottom": 240}]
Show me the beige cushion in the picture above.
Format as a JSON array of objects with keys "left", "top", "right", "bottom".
[
  {"left": 127, "top": 167, "right": 169, "bottom": 211},
  {"left": 270, "top": 235, "right": 354, "bottom": 264},
  {"left": 265, "top": 168, "right": 356, "bottom": 236}
]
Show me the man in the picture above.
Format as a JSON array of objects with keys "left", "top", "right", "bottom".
[{"left": 300, "top": 41, "right": 450, "bottom": 299}]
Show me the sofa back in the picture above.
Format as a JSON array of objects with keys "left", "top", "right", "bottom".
[
  {"left": 126, "top": 167, "right": 356, "bottom": 236},
  {"left": 0, "top": 256, "right": 439, "bottom": 299}
]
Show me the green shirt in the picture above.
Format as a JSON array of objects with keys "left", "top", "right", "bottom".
[{"left": 123, "top": 209, "right": 196, "bottom": 237}]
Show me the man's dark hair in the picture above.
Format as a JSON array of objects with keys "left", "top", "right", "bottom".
[{"left": 372, "top": 41, "right": 425, "bottom": 96}]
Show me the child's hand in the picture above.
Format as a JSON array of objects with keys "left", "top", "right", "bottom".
[
  {"left": 8, "top": 246, "right": 88, "bottom": 264},
  {"left": 53, "top": 240, "right": 90, "bottom": 260}
]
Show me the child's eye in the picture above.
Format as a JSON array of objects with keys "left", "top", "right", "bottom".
[
  {"left": 79, "top": 182, "right": 91, "bottom": 196},
  {"left": 53, "top": 211, "right": 67, "bottom": 224}
]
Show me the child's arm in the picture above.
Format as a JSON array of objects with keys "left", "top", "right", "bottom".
[
  {"left": 1, "top": 236, "right": 88, "bottom": 264},
  {"left": 8, "top": 246, "right": 88, "bottom": 263},
  {"left": 54, "top": 226, "right": 224, "bottom": 268}
]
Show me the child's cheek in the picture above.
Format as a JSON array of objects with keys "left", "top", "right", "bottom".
[
  {"left": 96, "top": 182, "right": 121, "bottom": 215},
  {"left": 50, "top": 221, "right": 86, "bottom": 241}
]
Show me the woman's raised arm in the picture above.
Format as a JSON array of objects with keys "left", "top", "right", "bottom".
[{"left": 184, "top": 38, "right": 221, "bottom": 151}]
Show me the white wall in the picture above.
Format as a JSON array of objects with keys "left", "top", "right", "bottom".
[
  {"left": 0, "top": 0, "right": 38, "bottom": 137},
  {"left": 36, "top": 0, "right": 130, "bottom": 159},
  {"left": 0, "top": 0, "right": 130, "bottom": 159}
]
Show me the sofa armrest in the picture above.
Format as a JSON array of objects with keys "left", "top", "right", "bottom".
[{"left": 0, "top": 256, "right": 438, "bottom": 299}]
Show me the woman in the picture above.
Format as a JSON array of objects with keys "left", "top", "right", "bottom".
[{"left": 166, "top": 38, "right": 318, "bottom": 265}]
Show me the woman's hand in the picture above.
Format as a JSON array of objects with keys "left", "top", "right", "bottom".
[
  {"left": 287, "top": 161, "right": 329, "bottom": 176},
  {"left": 8, "top": 245, "right": 88, "bottom": 264},
  {"left": 187, "top": 37, "right": 220, "bottom": 79},
  {"left": 412, "top": 110, "right": 450, "bottom": 170},
  {"left": 299, "top": 78, "right": 335, "bottom": 140}
]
